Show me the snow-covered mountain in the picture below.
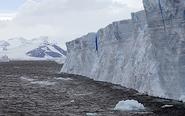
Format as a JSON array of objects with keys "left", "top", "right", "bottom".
[{"left": 0, "top": 37, "right": 66, "bottom": 61}]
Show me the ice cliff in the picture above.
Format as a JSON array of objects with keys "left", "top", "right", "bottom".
[{"left": 62, "top": 0, "right": 185, "bottom": 101}]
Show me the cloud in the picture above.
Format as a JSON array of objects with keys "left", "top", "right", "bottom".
[
  {"left": 0, "top": 0, "right": 143, "bottom": 48},
  {"left": 0, "top": 12, "right": 16, "bottom": 21}
]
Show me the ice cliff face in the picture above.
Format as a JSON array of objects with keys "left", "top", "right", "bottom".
[
  {"left": 143, "top": 0, "right": 185, "bottom": 100},
  {"left": 62, "top": 0, "right": 185, "bottom": 101},
  {"left": 63, "top": 33, "right": 97, "bottom": 76}
]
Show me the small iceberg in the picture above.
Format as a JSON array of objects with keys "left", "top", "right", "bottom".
[
  {"left": 20, "top": 76, "right": 35, "bottom": 82},
  {"left": 86, "top": 113, "right": 97, "bottom": 116},
  {"left": 114, "top": 100, "right": 145, "bottom": 111},
  {"left": 55, "top": 77, "right": 73, "bottom": 81}
]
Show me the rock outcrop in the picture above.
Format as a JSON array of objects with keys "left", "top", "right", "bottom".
[{"left": 61, "top": 0, "right": 185, "bottom": 101}]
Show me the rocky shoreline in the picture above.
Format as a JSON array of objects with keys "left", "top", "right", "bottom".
[{"left": 0, "top": 61, "right": 185, "bottom": 116}]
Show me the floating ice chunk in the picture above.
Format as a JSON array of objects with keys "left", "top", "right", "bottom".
[
  {"left": 86, "top": 113, "right": 97, "bottom": 116},
  {"left": 114, "top": 100, "right": 145, "bottom": 111},
  {"left": 20, "top": 76, "right": 35, "bottom": 82},
  {"left": 74, "top": 92, "right": 93, "bottom": 96},
  {"left": 55, "top": 77, "right": 73, "bottom": 81},
  {"left": 161, "top": 105, "right": 173, "bottom": 108},
  {"left": 31, "top": 81, "right": 56, "bottom": 86},
  {"left": 70, "top": 100, "right": 75, "bottom": 103}
]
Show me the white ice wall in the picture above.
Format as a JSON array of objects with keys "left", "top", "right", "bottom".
[
  {"left": 62, "top": 0, "right": 185, "bottom": 101},
  {"left": 143, "top": 0, "right": 185, "bottom": 99}
]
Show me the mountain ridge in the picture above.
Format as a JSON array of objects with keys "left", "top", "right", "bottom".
[{"left": 0, "top": 37, "right": 66, "bottom": 61}]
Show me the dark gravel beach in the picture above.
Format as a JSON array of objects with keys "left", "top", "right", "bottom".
[{"left": 0, "top": 61, "right": 185, "bottom": 116}]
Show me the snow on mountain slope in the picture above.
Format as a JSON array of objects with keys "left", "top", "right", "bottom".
[
  {"left": 0, "top": 37, "right": 66, "bottom": 61},
  {"left": 0, "top": 40, "right": 9, "bottom": 51}
]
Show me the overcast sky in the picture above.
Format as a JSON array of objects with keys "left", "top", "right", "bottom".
[{"left": 0, "top": 0, "right": 143, "bottom": 48}]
